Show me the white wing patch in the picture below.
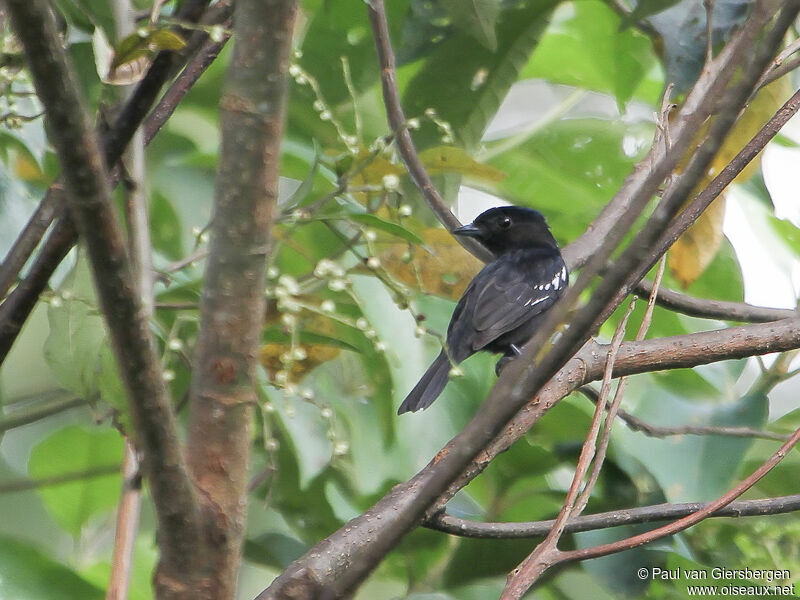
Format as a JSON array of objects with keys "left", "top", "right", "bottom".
[{"left": 523, "top": 295, "right": 550, "bottom": 307}]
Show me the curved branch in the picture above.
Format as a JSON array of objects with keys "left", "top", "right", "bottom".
[
  {"left": 367, "top": 0, "right": 494, "bottom": 263},
  {"left": 635, "top": 279, "right": 797, "bottom": 323},
  {"left": 427, "top": 494, "right": 800, "bottom": 539},
  {"left": 577, "top": 386, "right": 790, "bottom": 442}
]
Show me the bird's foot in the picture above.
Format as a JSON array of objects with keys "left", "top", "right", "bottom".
[{"left": 495, "top": 345, "right": 522, "bottom": 376}]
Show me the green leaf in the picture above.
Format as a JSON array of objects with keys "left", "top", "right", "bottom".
[
  {"left": 43, "top": 262, "right": 106, "bottom": 399},
  {"left": 616, "top": 390, "right": 768, "bottom": 502},
  {"left": 521, "top": 1, "right": 658, "bottom": 107},
  {"left": 54, "top": 0, "right": 117, "bottom": 39},
  {"left": 347, "top": 212, "right": 425, "bottom": 245},
  {"left": 150, "top": 190, "right": 185, "bottom": 260},
  {"left": 96, "top": 347, "right": 130, "bottom": 434},
  {"left": 439, "top": 0, "right": 502, "bottom": 51},
  {"left": 490, "top": 118, "right": 651, "bottom": 244},
  {"left": 245, "top": 532, "right": 307, "bottom": 570},
  {"left": 147, "top": 29, "right": 187, "bottom": 52},
  {"left": 0, "top": 536, "right": 104, "bottom": 599},
  {"left": 768, "top": 215, "right": 800, "bottom": 257},
  {"left": 111, "top": 32, "right": 151, "bottom": 70},
  {"left": 685, "top": 236, "right": 744, "bottom": 303},
  {"left": 28, "top": 425, "right": 123, "bottom": 535},
  {"left": 648, "top": 0, "right": 751, "bottom": 94},
  {"left": 262, "top": 326, "right": 360, "bottom": 353},
  {"left": 286, "top": 148, "right": 321, "bottom": 208},
  {"left": 111, "top": 29, "right": 185, "bottom": 71},
  {"left": 297, "top": 0, "right": 411, "bottom": 106},
  {"left": 403, "top": 0, "right": 556, "bottom": 151}
]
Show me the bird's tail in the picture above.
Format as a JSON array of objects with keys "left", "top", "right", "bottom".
[{"left": 397, "top": 351, "right": 452, "bottom": 414}]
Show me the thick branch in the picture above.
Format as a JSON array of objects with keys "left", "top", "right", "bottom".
[
  {"left": 185, "top": 0, "right": 297, "bottom": 598},
  {"left": 427, "top": 494, "right": 800, "bottom": 539},
  {"left": 5, "top": 0, "right": 203, "bottom": 582},
  {"left": 435, "top": 313, "right": 800, "bottom": 515}
]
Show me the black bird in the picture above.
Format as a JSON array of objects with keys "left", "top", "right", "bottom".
[{"left": 398, "top": 206, "right": 567, "bottom": 414}]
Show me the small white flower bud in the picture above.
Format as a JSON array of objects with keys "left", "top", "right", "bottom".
[{"left": 382, "top": 174, "right": 400, "bottom": 191}]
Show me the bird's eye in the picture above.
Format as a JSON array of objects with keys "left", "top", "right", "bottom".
[{"left": 499, "top": 216, "right": 512, "bottom": 229}]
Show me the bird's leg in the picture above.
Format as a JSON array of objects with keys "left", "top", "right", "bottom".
[{"left": 495, "top": 344, "right": 522, "bottom": 376}]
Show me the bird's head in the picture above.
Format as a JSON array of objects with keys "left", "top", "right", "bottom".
[{"left": 453, "top": 206, "right": 559, "bottom": 256}]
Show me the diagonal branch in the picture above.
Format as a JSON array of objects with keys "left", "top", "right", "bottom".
[{"left": 5, "top": 0, "right": 203, "bottom": 583}]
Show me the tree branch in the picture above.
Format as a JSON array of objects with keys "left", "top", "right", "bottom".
[
  {"left": 635, "top": 278, "right": 798, "bottom": 323},
  {"left": 367, "top": 0, "right": 494, "bottom": 263},
  {"left": 185, "top": 0, "right": 297, "bottom": 598},
  {"left": 5, "top": 0, "right": 203, "bottom": 586},
  {"left": 577, "top": 385, "right": 790, "bottom": 442},
  {"left": 0, "top": 394, "right": 86, "bottom": 434},
  {"left": 426, "top": 494, "right": 800, "bottom": 539},
  {"left": 0, "top": 464, "right": 120, "bottom": 493}
]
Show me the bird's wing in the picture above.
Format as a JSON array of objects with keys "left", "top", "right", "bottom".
[{"left": 470, "top": 252, "right": 566, "bottom": 350}]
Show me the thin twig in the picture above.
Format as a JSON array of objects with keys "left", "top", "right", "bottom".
[
  {"left": 575, "top": 256, "right": 666, "bottom": 514},
  {"left": 0, "top": 395, "right": 87, "bottom": 433},
  {"left": 635, "top": 278, "right": 797, "bottom": 322},
  {"left": 703, "top": 0, "right": 715, "bottom": 66},
  {"left": 757, "top": 36, "right": 800, "bottom": 89},
  {"left": 501, "top": 301, "right": 635, "bottom": 598},
  {"left": 0, "top": 464, "right": 120, "bottom": 493},
  {"left": 0, "top": 190, "right": 64, "bottom": 301},
  {"left": 367, "top": 0, "right": 493, "bottom": 263},
  {"left": 106, "top": 442, "right": 142, "bottom": 600},
  {"left": 577, "top": 386, "right": 790, "bottom": 442},
  {"left": 426, "top": 494, "right": 800, "bottom": 539}
]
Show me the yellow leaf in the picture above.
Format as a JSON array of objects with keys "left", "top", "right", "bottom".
[
  {"left": 260, "top": 307, "right": 341, "bottom": 385},
  {"left": 418, "top": 146, "right": 506, "bottom": 182},
  {"left": 147, "top": 29, "right": 187, "bottom": 52},
  {"left": 381, "top": 227, "right": 483, "bottom": 300},
  {"left": 669, "top": 195, "right": 726, "bottom": 288},
  {"left": 13, "top": 154, "right": 44, "bottom": 183},
  {"left": 670, "top": 76, "right": 791, "bottom": 286}
]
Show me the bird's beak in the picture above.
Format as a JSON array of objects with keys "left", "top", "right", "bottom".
[{"left": 453, "top": 223, "right": 482, "bottom": 238}]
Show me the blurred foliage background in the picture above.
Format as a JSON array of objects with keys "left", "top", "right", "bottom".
[{"left": 1, "top": 0, "right": 800, "bottom": 598}]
